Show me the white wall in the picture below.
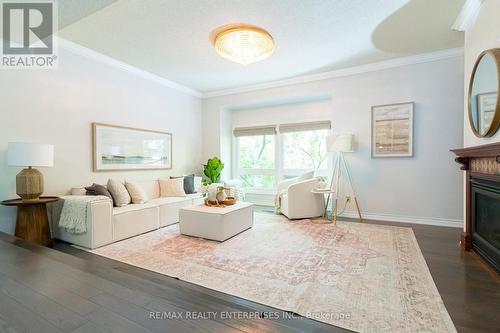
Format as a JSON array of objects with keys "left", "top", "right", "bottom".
[
  {"left": 203, "top": 56, "right": 464, "bottom": 226},
  {"left": 0, "top": 46, "right": 203, "bottom": 234},
  {"left": 463, "top": 0, "right": 500, "bottom": 146}
]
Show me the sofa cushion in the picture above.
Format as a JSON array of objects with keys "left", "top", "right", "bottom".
[
  {"left": 159, "top": 178, "right": 186, "bottom": 197},
  {"left": 112, "top": 205, "right": 159, "bottom": 242},
  {"left": 71, "top": 187, "right": 87, "bottom": 196},
  {"left": 170, "top": 174, "right": 196, "bottom": 194},
  {"left": 85, "top": 183, "right": 113, "bottom": 201},
  {"left": 148, "top": 197, "right": 191, "bottom": 206},
  {"left": 134, "top": 180, "right": 160, "bottom": 200},
  {"left": 149, "top": 197, "right": 193, "bottom": 227},
  {"left": 125, "top": 181, "right": 148, "bottom": 204},
  {"left": 107, "top": 179, "right": 131, "bottom": 207},
  {"left": 113, "top": 203, "right": 158, "bottom": 215}
]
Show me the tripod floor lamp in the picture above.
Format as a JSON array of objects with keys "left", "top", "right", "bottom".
[{"left": 326, "top": 134, "right": 363, "bottom": 224}]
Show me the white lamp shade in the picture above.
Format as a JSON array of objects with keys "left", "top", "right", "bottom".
[
  {"left": 326, "top": 134, "right": 356, "bottom": 153},
  {"left": 8, "top": 143, "right": 54, "bottom": 167}
]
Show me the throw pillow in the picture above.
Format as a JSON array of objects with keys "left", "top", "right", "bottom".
[
  {"left": 125, "top": 181, "right": 148, "bottom": 204},
  {"left": 107, "top": 179, "right": 131, "bottom": 207},
  {"left": 159, "top": 178, "right": 186, "bottom": 197},
  {"left": 170, "top": 174, "right": 196, "bottom": 194},
  {"left": 85, "top": 183, "right": 113, "bottom": 201}
]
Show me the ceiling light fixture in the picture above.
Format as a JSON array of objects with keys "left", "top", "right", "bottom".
[{"left": 211, "top": 24, "right": 274, "bottom": 65}]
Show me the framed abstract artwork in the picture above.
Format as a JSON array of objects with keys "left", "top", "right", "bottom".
[
  {"left": 92, "top": 123, "right": 172, "bottom": 171},
  {"left": 371, "top": 102, "right": 414, "bottom": 158}
]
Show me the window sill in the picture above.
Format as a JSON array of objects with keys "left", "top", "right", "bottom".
[{"left": 244, "top": 189, "right": 276, "bottom": 195}]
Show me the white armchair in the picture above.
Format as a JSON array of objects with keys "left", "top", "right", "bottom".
[{"left": 277, "top": 175, "right": 325, "bottom": 220}]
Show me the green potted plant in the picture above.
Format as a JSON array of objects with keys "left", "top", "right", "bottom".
[{"left": 202, "top": 157, "right": 224, "bottom": 186}]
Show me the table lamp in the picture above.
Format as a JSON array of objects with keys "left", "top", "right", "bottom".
[
  {"left": 325, "top": 134, "right": 362, "bottom": 223},
  {"left": 8, "top": 143, "right": 54, "bottom": 201}
]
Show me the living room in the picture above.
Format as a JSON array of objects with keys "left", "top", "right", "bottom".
[{"left": 0, "top": 1, "right": 499, "bottom": 332}]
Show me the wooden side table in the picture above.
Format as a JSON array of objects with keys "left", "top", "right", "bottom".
[{"left": 1, "top": 196, "right": 59, "bottom": 247}]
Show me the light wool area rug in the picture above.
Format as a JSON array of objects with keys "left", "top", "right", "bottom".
[{"left": 91, "top": 213, "right": 456, "bottom": 333}]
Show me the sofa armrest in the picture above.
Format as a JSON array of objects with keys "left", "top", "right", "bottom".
[
  {"left": 87, "top": 199, "right": 113, "bottom": 248},
  {"left": 277, "top": 170, "right": 315, "bottom": 193},
  {"left": 49, "top": 196, "right": 113, "bottom": 249}
]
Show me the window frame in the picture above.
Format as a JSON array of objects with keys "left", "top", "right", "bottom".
[{"left": 232, "top": 121, "right": 332, "bottom": 194}]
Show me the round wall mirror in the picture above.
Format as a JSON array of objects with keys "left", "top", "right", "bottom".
[{"left": 468, "top": 49, "right": 500, "bottom": 137}]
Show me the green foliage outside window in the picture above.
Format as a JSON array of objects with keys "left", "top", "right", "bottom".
[
  {"left": 237, "top": 129, "right": 329, "bottom": 189},
  {"left": 283, "top": 130, "right": 328, "bottom": 170}
]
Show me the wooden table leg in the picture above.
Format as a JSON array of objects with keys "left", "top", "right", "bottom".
[
  {"left": 15, "top": 203, "right": 53, "bottom": 247},
  {"left": 354, "top": 196, "right": 363, "bottom": 222}
]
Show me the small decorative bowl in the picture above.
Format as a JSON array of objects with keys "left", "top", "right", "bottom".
[
  {"left": 204, "top": 197, "right": 236, "bottom": 207},
  {"left": 204, "top": 198, "right": 219, "bottom": 206},
  {"left": 221, "top": 197, "right": 236, "bottom": 205}
]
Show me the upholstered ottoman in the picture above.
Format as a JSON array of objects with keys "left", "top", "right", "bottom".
[{"left": 179, "top": 202, "right": 253, "bottom": 241}]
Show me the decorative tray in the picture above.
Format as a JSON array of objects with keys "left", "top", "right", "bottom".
[{"left": 204, "top": 197, "right": 236, "bottom": 207}]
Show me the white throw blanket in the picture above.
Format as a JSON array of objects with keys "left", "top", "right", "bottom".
[{"left": 59, "top": 195, "right": 110, "bottom": 234}]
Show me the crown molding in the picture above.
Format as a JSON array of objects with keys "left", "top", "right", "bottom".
[
  {"left": 52, "top": 37, "right": 463, "bottom": 100},
  {"left": 202, "top": 48, "right": 464, "bottom": 99},
  {"left": 56, "top": 37, "right": 202, "bottom": 98}
]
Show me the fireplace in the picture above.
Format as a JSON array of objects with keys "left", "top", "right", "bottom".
[
  {"left": 452, "top": 142, "right": 500, "bottom": 273},
  {"left": 471, "top": 178, "right": 500, "bottom": 272}
]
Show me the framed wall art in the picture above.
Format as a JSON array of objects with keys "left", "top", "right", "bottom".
[
  {"left": 92, "top": 123, "right": 172, "bottom": 171},
  {"left": 371, "top": 102, "right": 414, "bottom": 158}
]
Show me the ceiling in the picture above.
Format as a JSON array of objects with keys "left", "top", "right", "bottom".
[
  {"left": 57, "top": 0, "right": 465, "bottom": 93},
  {"left": 57, "top": 0, "right": 118, "bottom": 29}
]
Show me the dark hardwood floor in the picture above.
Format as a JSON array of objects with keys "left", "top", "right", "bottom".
[
  {"left": 341, "top": 217, "right": 500, "bottom": 333},
  {"left": 0, "top": 231, "right": 348, "bottom": 333},
  {"left": 0, "top": 212, "right": 499, "bottom": 333}
]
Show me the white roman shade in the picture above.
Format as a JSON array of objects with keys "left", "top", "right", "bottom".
[
  {"left": 233, "top": 125, "right": 277, "bottom": 137},
  {"left": 279, "top": 120, "right": 331, "bottom": 133}
]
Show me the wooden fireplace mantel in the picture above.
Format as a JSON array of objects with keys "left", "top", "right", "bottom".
[
  {"left": 452, "top": 141, "right": 500, "bottom": 158},
  {"left": 451, "top": 142, "right": 500, "bottom": 251}
]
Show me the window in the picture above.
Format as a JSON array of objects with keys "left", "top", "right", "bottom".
[
  {"left": 238, "top": 135, "right": 275, "bottom": 189},
  {"left": 233, "top": 121, "right": 331, "bottom": 192},
  {"left": 282, "top": 129, "right": 329, "bottom": 178}
]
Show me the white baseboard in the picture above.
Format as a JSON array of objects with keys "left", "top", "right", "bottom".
[
  {"left": 339, "top": 211, "right": 463, "bottom": 228},
  {"left": 246, "top": 193, "right": 464, "bottom": 228}
]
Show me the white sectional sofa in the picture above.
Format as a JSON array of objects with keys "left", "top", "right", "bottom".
[{"left": 50, "top": 179, "right": 204, "bottom": 249}]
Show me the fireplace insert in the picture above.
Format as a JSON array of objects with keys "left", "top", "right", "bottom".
[{"left": 471, "top": 177, "right": 500, "bottom": 273}]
